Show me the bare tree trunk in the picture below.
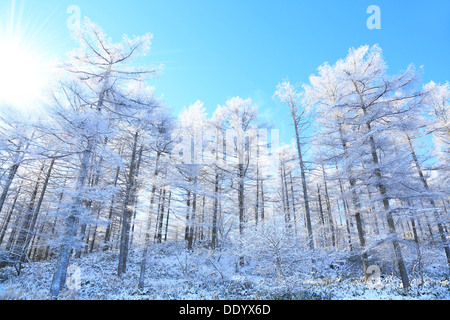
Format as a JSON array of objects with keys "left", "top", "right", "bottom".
[
  {"left": 289, "top": 172, "right": 298, "bottom": 236},
  {"left": 103, "top": 166, "right": 120, "bottom": 250},
  {"left": 138, "top": 185, "right": 156, "bottom": 290},
  {"left": 129, "top": 146, "right": 143, "bottom": 247},
  {"left": 333, "top": 152, "right": 353, "bottom": 252},
  {"left": 138, "top": 152, "right": 161, "bottom": 289},
  {"left": 44, "top": 186, "right": 65, "bottom": 261},
  {"left": 283, "top": 165, "right": 292, "bottom": 232},
  {"left": 406, "top": 133, "right": 450, "bottom": 265},
  {"left": 156, "top": 189, "right": 166, "bottom": 244},
  {"left": 76, "top": 153, "right": 105, "bottom": 258},
  {"left": 260, "top": 179, "right": 265, "bottom": 222},
  {"left": 185, "top": 191, "right": 191, "bottom": 243},
  {"left": 211, "top": 172, "right": 219, "bottom": 249},
  {"left": 280, "top": 163, "right": 289, "bottom": 232},
  {"left": 12, "top": 164, "right": 44, "bottom": 268},
  {"left": 164, "top": 191, "right": 172, "bottom": 242},
  {"left": 5, "top": 204, "right": 23, "bottom": 253},
  {"left": 410, "top": 215, "right": 424, "bottom": 285},
  {"left": 188, "top": 188, "right": 197, "bottom": 250},
  {"left": 19, "top": 160, "right": 55, "bottom": 267},
  {"left": 367, "top": 127, "right": 410, "bottom": 289},
  {"left": 317, "top": 184, "right": 326, "bottom": 247},
  {"left": 238, "top": 163, "right": 245, "bottom": 266},
  {"left": 294, "top": 121, "right": 314, "bottom": 250},
  {"left": 321, "top": 163, "right": 336, "bottom": 248},
  {"left": 338, "top": 126, "right": 369, "bottom": 277},
  {"left": 0, "top": 143, "right": 26, "bottom": 215},
  {"left": 0, "top": 184, "right": 21, "bottom": 245},
  {"left": 50, "top": 139, "right": 93, "bottom": 299},
  {"left": 0, "top": 164, "right": 19, "bottom": 215},
  {"left": 153, "top": 190, "right": 162, "bottom": 242},
  {"left": 118, "top": 132, "right": 139, "bottom": 277},
  {"left": 255, "top": 165, "right": 260, "bottom": 227},
  {"left": 30, "top": 219, "right": 47, "bottom": 262},
  {"left": 89, "top": 208, "right": 102, "bottom": 253}
]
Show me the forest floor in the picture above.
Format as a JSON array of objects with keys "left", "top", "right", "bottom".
[{"left": 0, "top": 242, "right": 449, "bottom": 300}]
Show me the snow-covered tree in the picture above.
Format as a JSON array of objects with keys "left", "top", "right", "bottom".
[
  {"left": 274, "top": 81, "right": 315, "bottom": 250},
  {"left": 48, "top": 18, "right": 158, "bottom": 298},
  {"left": 304, "top": 45, "right": 430, "bottom": 289}
]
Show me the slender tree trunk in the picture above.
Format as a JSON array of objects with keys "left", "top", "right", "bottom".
[
  {"left": 211, "top": 172, "right": 219, "bottom": 249},
  {"left": 20, "top": 160, "right": 55, "bottom": 266},
  {"left": 0, "top": 143, "right": 25, "bottom": 215},
  {"left": 283, "top": 165, "right": 292, "bottom": 232},
  {"left": 0, "top": 163, "right": 19, "bottom": 215},
  {"left": 12, "top": 164, "right": 44, "bottom": 267},
  {"left": 410, "top": 216, "right": 424, "bottom": 285},
  {"left": 44, "top": 191, "right": 63, "bottom": 261},
  {"left": 5, "top": 204, "right": 23, "bottom": 253},
  {"left": 138, "top": 185, "right": 156, "bottom": 290},
  {"left": 129, "top": 146, "right": 143, "bottom": 247},
  {"left": 164, "top": 191, "right": 172, "bottom": 242},
  {"left": 260, "top": 179, "right": 265, "bottom": 222},
  {"left": 89, "top": 208, "right": 102, "bottom": 253},
  {"left": 317, "top": 184, "right": 326, "bottom": 247},
  {"left": 321, "top": 163, "right": 336, "bottom": 248},
  {"left": 406, "top": 133, "right": 450, "bottom": 265},
  {"left": 289, "top": 172, "right": 298, "bottom": 236},
  {"left": 367, "top": 190, "right": 380, "bottom": 236},
  {"left": 118, "top": 132, "right": 139, "bottom": 277},
  {"left": 50, "top": 138, "right": 93, "bottom": 299},
  {"left": 185, "top": 191, "right": 191, "bottom": 242},
  {"left": 0, "top": 185, "right": 21, "bottom": 245},
  {"left": 153, "top": 190, "right": 162, "bottom": 242},
  {"left": 238, "top": 163, "right": 245, "bottom": 266},
  {"left": 103, "top": 166, "right": 120, "bottom": 250},
  {"left": 338, "top": 126, "right": 369, "bottom": 276},
  {"left": 30, "top": 219, "right": 47, "bottom": 262},
  {"left": 333, "top": 151, "right": 354, "bottom": 252},
  {"left": 317, "top": 185, "right": 325, "bottom": 225},
  {"left": 255, "top": 166, "right": 260, "bottom": 226},
  {"left": 188, "top": 188, "right": 197, "bottom": 250},
  {"left": 293, "top": 120, "right": 314, "bottom": 250},
  {"left": 211, "top": 128, "right": 223, "bottom": 249},
  {"left": 157, "top": 189, "right": 166, "bottom": 244},
  {"left": 367, "top": 125, "right": 410, "bottom": 289},
  {"left": 75, "top": 210, "right": 89, "bottom": 259},
  {"left": 138, "top": 153, "right": 161, "bottom": 289},
  {"left": 280, "top": 163, "right": 289, "bottom": 232}
]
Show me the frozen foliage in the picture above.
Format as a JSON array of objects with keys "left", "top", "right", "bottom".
[
  {"left": 0, "top": 16, "right": 448, "bottom": 302},
  {"left": 0, "top": 242, "right": 448, "bottom": 300}
]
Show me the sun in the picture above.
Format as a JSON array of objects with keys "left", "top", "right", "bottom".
[{"left": 0, "top": 39, "right": 48, "bottom": 109}]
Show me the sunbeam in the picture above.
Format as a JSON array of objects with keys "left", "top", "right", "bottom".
[{"left": 0, "top": 0, "right": 58, "bottom": 111}]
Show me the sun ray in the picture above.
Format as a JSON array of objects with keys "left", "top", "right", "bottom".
[{"left": 0, "top": 0, "right": 60, "bottom": 112}]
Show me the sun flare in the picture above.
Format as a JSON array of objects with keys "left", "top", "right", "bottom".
[{"left": 0, "top": 39, "right": 48, "bottom": 109}]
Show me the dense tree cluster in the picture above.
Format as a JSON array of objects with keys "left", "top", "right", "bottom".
[{"left": 0, "top": 20, "right": 448, "bottom": 298}]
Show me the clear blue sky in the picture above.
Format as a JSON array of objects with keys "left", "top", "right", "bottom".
[{"left": 1, "top": 0, "right": 449, "bottom": 144}]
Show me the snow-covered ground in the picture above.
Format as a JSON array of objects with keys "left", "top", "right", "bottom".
[{"left": 0, "top": 242, "right": 448, "bottom": 300}]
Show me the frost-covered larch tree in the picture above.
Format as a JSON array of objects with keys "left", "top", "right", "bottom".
[
  {"left": 274, "top": 81, "right": 315, "bottom": 250},
  {"left": 304, "top": 45, "right": 430, "bottom": 289},
  {"left": 49, "top": 18, "right": 157, "bottom": 298}
]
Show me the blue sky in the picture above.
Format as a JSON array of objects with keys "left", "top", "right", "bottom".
[{"left": 1, "top": 0, "right": 449, "bottom": 144}]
